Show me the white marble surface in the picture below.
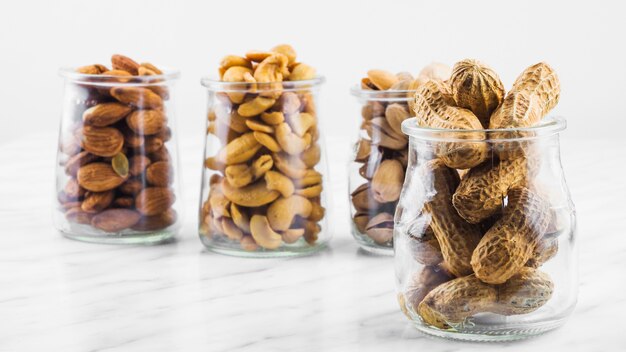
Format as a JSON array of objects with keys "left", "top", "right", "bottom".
[{"left": 1, "top": 133, "right": 625, "bottom": 351}]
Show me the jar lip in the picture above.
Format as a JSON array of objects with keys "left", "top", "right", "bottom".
[
  {"left": 350, "top": 85, "right": 416, "bottom": 102},
  {"left": 401, "top": 116, "right": 567, "bottom": 142},
  {"left": 200, "top": 76, "right": 325, "bottom": 92},
  {"left": 58, "top": 67, "right": 181, "bottom": 86}
]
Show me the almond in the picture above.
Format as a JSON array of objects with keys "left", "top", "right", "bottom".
[
  {"left": 111, "top": 54, "right": 140, "bottom": 75},
  {"left": 77, "top": 162, "right": 127, "bottom": 192},
  {"left": 135, "top": 187, "right": 175, "bottom": 216},
  {"left": 91, "top": 209, "right": 141, "bottom": 232},
  {"left": 131, "top": 208, "right": 177, "bottom": 231},
  {"left": 126, "top": 109, "right": 166, "bottom": 135},
  {"left": 142, "top": 136, "right": 164, "bottom": 153},
  {"left": 113, "top": 197, "right": 134, "bottom": 208},
  {"left": 119, "top": 178, "right": 144, "bottom": 195},
  {"left": 129, "top": 155, "right": 151, "bottom": 176},
  {"left": 81, "top": 191, "right": 114, "bottom": 213},
  {"left": 65, "top": 207, "right": 93, "bottom": 224},
  {"left": 110, "top": 87, "right": 163, "bottom": 109},
  {"left": 77, "top": 64, "right": 108, "bottom": 74},
  {"left": 145, "top": 161, "right": 173, "bottom": 187},
  {"left": 78, "top": 125, "right": 124, "bottom": 157},
  {"left": 83, "top": 103, "right": 133, "bottom": 127}
]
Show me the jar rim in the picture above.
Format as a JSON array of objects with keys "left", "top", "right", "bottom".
[
  {"left": 350, "top": 85, "right": 416, "bottom": 102},
  {"left": 58, "top": 67, "right": 181, "bottom": 86},
  {"left": 200, "top": 76, "right": 325, "bottom": 92},
  {"left": 401, "top": 116, "right": 567, "bottom": 142}
]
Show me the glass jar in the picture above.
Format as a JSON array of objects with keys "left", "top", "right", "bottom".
[
  {"left": 394, "top": 116, "right": 577, "bottom": 341},
  {"left": 54, "top": 68, "right": 182, "bottom": 244},
  {"left": 199, "top": 77, "right": 329, "bottom": 257},
  {"left": 349, "top": 88, "right": 414, "bottom": 254}
]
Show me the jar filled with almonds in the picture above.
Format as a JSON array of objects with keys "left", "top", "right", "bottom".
[
  {"left": 55, "top": 55, "right": 182, "bottom": 244},
  {"left": 349, "top": 64, "right": 451, "bottom": 254},
  {"left": 394, "top": 60, "right": 577, "bottom": 340},
  {"left": 199, "top": 45, "right": 329, "bottom": 257}
]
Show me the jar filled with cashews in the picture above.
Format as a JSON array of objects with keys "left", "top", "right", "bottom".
[
  {"left": 349, "top": 64, "right": 452, "bottom": 254},
  {"left": 394, "top": 60, "right": 578, "bottom": 341},
  {"left": 199, "top": 45, "right": 329, "bottom": 257}
]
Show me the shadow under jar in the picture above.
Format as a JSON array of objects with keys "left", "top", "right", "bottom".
[
  {"left": 54, "top": 68, "right": 182, "bottom": 244},
  {"left": 394, "top": 117, "right": 577, "bottom": 341},
  {"left": 349, "top": 87, "right": 415, "bottom": 254},
  {"left": 199, "top": 77, "right": 329, "bottom": 257}
]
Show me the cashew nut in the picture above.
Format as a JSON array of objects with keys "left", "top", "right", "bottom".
[
  {"left": 222, "top": 217, "right": 244, "bottom": 241},
  {"left": 216, "top": 133, "right": 262, "bottom": 165},
  {"left": 253, "top": 131, "right": 282, "bottom": 152},
  {"left": 275, "top": 123, "right": 311, "bottom": 155},
  {"left": 295, "top": 184, "right": 323, "bottom": 198},
  {"left": 230, "top": 203, "right": 251, "bottom": 233},
  {"left": 286, "top": 112, "right": 316, "bottom": 137},
  {"left": 245, "top": 119, "right": 274, "bottom": 133},
  {"left": 225, "top": 155, "right": 273, "bottom": 188},
  {"left": 250, "top": 215, "right": 283, "bottom": 250},
  {"left": 237, "top": 96, "right": 276, "bottom": 117},
  {"left": 261, "top": 111, "right": 285, "bottom": 125},
  {"left": 275, "top": 92, "right": 301, "bottom": 114},
  {"left": 240, "top": 235, "right": 259, "bottom": 251},
  {"left": 301, "top": 143, "right": 321, "bottom": 168},
  {"left": 273, "top": 153, "right": 307, "bottom": 178},
  {"left": 309, "top": 201, "right": 325, "bottom": 222},
  {"left": 282, "top": 228, "right": 305, "bottom": 244},
  {"left": 267, "top": 195, "right": 313, "bottom": 231},
  {"left": 253, "top": 53, "right": 289, "bottom": 82},
  {"left": 221, "top": 178, "right": 280, "bottom": 207},
  {"left": 264, "top": 170, "right": 295, "bottom": 197}
]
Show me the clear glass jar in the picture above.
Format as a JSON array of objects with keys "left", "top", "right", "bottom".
[
  {"left": 394, "top": 116, "right": 577, "bottom": 341},
  {"left": 349, "top": 88, "right": 414, "bottom": 254},
  {"left": 199, "top": 77, "right": 329, "bottom": 257},
  {"left": 54, "top": 68, "right": 182, "bottom": 244}
]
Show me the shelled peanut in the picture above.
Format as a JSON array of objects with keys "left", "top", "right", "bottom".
[
  {"left": 351, "top": 64, "right": 451, "bottom": 246},
  {"left": 200, "top": 45, "right": 325, "bottom": 251},
  {"left": 403, "top": 59, "right": 561, "bottom": 328},
  {"left": 57, "top": 55, "right": 177, "bottom": 233}
]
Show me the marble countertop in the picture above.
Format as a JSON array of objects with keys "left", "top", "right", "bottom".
[{"left": 1, "top": 133, "right": 624, "bottom": 351}]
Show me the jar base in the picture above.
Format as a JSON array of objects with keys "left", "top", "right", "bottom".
[
  {"left": 61, "top": 230, "right": 176, "bottom": 245},
  {"left": 352, "top": 229, "right": 393, "bottom": 256},
  {"left": 200, "top": 235, "right": 328, "bottom": 258},
  {"left": 412, "top": 317, "right": 570, "bottom": 342}
]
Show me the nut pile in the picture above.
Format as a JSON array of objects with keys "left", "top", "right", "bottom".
[
  {"left": 402, "top": 60, "right": 561, "bottom": 329},
  {"left": 351, "top": 64, "right": 452, "bottom": 247},
  {"left": 57, "top": 55, "right": 177, "bottom": 233},
  {"left": 200, "top": 45, "right": 325, "bottom": 251}
]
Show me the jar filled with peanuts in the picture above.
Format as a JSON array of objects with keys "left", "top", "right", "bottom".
[
  {"left": 199, "top": 45, "right": 329, "bottom": 257},
  {"left": 55, "top": 55, "right": 182, "bottom": 244},
  {"left": 395, "top": 60, "right": 577, "bottom": 340},
  {"left": 349, "top": 64, "right": 451, "bottom": 254}
]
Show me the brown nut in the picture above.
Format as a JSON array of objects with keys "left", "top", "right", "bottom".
[
  {"left": 132, "top": 208, "right": 177, "bottom": 231},
  {"left": 405, "top": 266, "right": 452, "bottom": 311},
  {"left": 368, "top": 117, "right": 407, "bottom": 150},
  {"left": 253, "top": 131, "right": 282, "bottom": 152},
  {"left": 237, "top": 96, "right": 276, "bottom": 117},
  {"left": 146, "top": 161, "right": 173, "bottom": 187},
  {"left": 408, "top": 225, "right": 443, "bottom": 266},
  {"left": 221, "top": 178, "right": 280, "bottom": 207},
  {"left": 77, "top": 162, "right": 127, "bottom": 192},
  {"left": 492, "top": 267, "right": 554, "bottom": 315},
  {"left": 267, "top": 195, "right": 313, "bottom": 231},
  {"left": 471, "top": 187, "right": 551, "bottom": 284},
  {"left": 271, "top": 44, "right": 297, "bottom": 64},
  {"left": 273, "top": 153, "right": 307, "bottom": 179},
  {"left": 135, "top": 187, "right": 175, "bottom": 216},
  {"left": 224, "top": 155, "right": 273, "bottom": 188},
  {"left": 289, "top": 63, "right": 316, "bottom": 81},
  {"left": 261, "top": 111, "right": 285, "bottom": 125},
  {"left": 385, "top": 103, "right": 410, "bottom": 135},
  {"left": 219, "top": 55, "right": 252, "bottom": 78},
  {"left": 422, "top": 160, "right": 482, "bottom": 277},
  {"left": 83, "top": 103, "right": 133, "bottom": 127},
  {"left": 282, "top": 228, "right": 305, "bottom": 244},
  {"left": 413, "top": 80, "right": 488, "bottom": 169},
  {"left": 240, "top": 235, "right": 259, "bottom": 251},
  {"left": 81, "top": 190, "right": 114, "bottom": 213},
  {"left": 301, "top": 143, "right": 321, "bottom": 168},
  {"left": 274, "top": 92, "right": 301, "bottom": 115},
  {"left": 264, "top": 170, "right": 295, "bottom": 197},
  {"left": 110, "top": 87, "right": 163, "bottom": 109},
  {"left": 450, "top": 59, "right": 505, "bottom": 128},
  {"left": 250, "top": 215, "right": 283, "bottom": 250},
  {"left": 275, "top": 123, "right": 311, "bottom": 155},
  {"left": 371, "top": 159, "right": 404, "bottom": 203},
  {"left": 222, "top": 217, "right": 244, "bottom": 241},
  {"left": 65, "top": 207, "right": 93, "bottom": 224},
  {"left": 91, "top": 208, "right": 141, "bottom": 232},
  {"left": 254, "top": 53, "right": 289, "bottom": 83},
  {"left": 286, "top": 112, "right": 316, "bottom": 137},
  {"left": 367, "top": 69, "right": 399, "bottom": 90},
  {"left": 365, "top": 212, "right": 394, "bottom": 245},
  {"left": 111, "top": 54, "right": 140, "bottom": 75},
  {"left": 129, "top": 155, "right": 151, "bottom": 176},
  {"left": 230, "top": 203, "right": 251, "bottom": 233},
  {"left": 216, "top": 133, "right": 262, "bottom": 165},
  {"left": 350, "top": 183, "right": 381, "bottom": 212},
  {"left": 78, "top": 125, "right": 124, "bottom": 157},
  {"left": 126, "top": 109, "right": 167, "bottom": 135}
]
